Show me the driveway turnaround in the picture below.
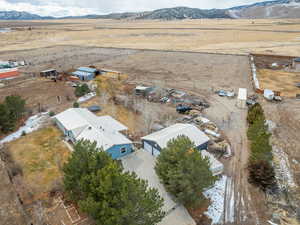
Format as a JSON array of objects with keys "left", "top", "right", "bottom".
[{"left": 121, "top": 150, "right": 196, "bottom": 225}]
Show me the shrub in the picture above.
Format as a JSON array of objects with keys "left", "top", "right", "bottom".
[
  {"left": 49, "top": 111, "right": 55, "bottom": 117},
  {"left": 248, "top": 160, "right": 276, "bottom": 192},
  {"left": 73, "top": 102, "right": 79, "bottom": 108},
  {"left": 75, "top": 84, "right": 90, "bottom": 97}
]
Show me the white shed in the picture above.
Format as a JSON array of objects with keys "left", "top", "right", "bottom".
[
  {"left": 237, "top": 88, "right": 247, "bottom": 109},
  {"left": 264, "top": 89, "right": 274, "bottom": 101}
]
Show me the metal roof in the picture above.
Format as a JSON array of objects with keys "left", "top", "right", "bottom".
[
  {"left": 78, "top": 67, "right": 97, "bottom": 73},
  {"left": 72, "top": 71, "right": 93, "bottom": 77},
  {"left": 238, "top": 88, "right": 247, "bottom": 101},
  {"left": 142, "top": 123, "right": 209, "bottom": 149},
  {"left": 201, "top": 150, "right": 224, "bottom": 176},
  {"left": 54, "top": 108, "right": 131, "bottom": 150},
  {"left": 294, "top": 58, "right": 300, "bottom": 62},
  {"left": 41, "top": 69, "right": 56, "bottom": 73}
]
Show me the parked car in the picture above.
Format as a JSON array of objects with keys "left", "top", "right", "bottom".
[
  {"left": 176, "top": 104, "right": 193, "bottom": 114},
  {"left": 217, "top": 90, "right": 227, "bottom": 97}
]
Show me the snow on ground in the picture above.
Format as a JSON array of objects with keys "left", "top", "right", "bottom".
[
  {"left": 0, "top": 112, "right": 49, "bottom": 144},
  {"left": 77, "top": 92, "right": 96, "bottom": 103},
  {"left": 273, "top": 146, "right": 296, "bottom": 188},
  {"left": 203, "top": 175, "right": 227, "bottom": 224}
]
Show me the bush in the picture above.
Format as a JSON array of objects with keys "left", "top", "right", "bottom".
[
  {"left": 155, "top": 136, "right": 217, "bottom": 208},
  {"left": 21, "top": 131, "right": 26, "bottom": 136},
  {"left": 49, "top": 111, "right": 55, "bottom": 117},
  {"left": 73, "top": 102, "right": 79, "bottom": 108},
  {"left": 75, "top": 84, "right": 90, "bottom": 97},
  {"left": 248, "top": 160, "right": 276, "bottom": 192}
]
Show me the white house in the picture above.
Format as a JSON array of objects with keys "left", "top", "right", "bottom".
[
  {"left": 53, "top": 108, "right": 133, "bottom": 159},
  {"left": 141, "top": 123, "right": 210, "bottom": 157},
  {"left": 237, "top": 88, "right": 247, "bottom": 109}
]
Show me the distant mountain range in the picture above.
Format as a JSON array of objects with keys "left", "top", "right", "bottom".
[{"left": 1, "top": 0, "right": 300, "bottom": 20}]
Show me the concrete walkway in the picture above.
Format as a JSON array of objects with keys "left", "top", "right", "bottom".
[{"left": 121, "top": 150, "right": 196, "bottom": 225}]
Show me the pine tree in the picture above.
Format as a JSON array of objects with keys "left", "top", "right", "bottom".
[
  {"left": 155, "top": 135, "right": 217, "bottom": 208},
  {"left": 248, "top": 160, "right": 276, "bottom": 192},
  {"left": 63, "top": 140, "right": 165, "bottom": 225}
]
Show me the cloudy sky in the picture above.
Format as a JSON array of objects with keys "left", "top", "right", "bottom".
[{"left": 0, "top": 0, "right": 269, "bottom": 17}]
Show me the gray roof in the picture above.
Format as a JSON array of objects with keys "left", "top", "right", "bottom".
[
  {"left": 142, "top": 123, "right": 209, "bottom": 149},
  {"left": 54, "top": 108, "right": 131, "bottom": 150}
]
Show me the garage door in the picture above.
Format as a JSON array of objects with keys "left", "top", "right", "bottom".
[{"left": 143, "top": 141, "right": 160, "bottom": 157}]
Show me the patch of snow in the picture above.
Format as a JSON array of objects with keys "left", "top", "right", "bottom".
[
  {"left": 268, "top": 220, "right": 278, "bottom": 225},
  {"left": 273, "top": 147, "right": 296, "bottom": 188},
  {"left": 265, "top": 120, "right": 277, "bottom": 132},
  {"left": 284, "top": 1, "right": 300, "bottom": 8},
  {"left": 0, "top": 112, "right": 49, "bottom": 144},
  {"left": 228, "top": 10, "right": 240, "bottom": 18},
  {"left": 77, "top": 92, "right": 96, "bottom": 103},
  {"left": 203, "top": 175, "right": 227, "bottom": 224}
]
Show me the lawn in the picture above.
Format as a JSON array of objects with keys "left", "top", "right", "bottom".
[{"left": 7, "top": 126, "right": 70, "bottom": 196}]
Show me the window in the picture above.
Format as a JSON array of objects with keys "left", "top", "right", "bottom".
[{"left": 120, "top": 147, "right": 127, "bottom": 154}]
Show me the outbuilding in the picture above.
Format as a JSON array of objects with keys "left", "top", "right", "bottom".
[
  {"left": 237, "top": 88, "right": 247, "bottom": 109},
  {"left": 40, "top": 69, "right": 58, "bottom": 77},
  {"left": 0, "top": 68, "right": 20, "bottom": 80},
  {"left": 53, "top": 108, "right": 133, "bottom": 159},
  {"left": 72, "top": 67, "right": 98, "bottom": 81},
  {"left": 292, "top": 58, "right": 300, "bottom": 71},
  {"left": 141, "top": 123, "right": 210, "bottom": 157},
  {"left": 264, "top": 89, "right": 275, "bottom": 100}
]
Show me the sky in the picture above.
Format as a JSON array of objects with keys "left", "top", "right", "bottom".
[{"left": 0, "top": 0, "right": 270, "bottom": 17}]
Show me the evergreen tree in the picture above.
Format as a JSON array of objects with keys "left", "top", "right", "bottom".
[
  {"left": 63, "top": 140, "right": 114, "bottom": 201},
  {"left": 155, "top": 135, "right": 217, "bottom": 208},
  {"left": 248, "top": 160, "right": 276, "bottom": 192},
  {"left": 79, "top": 163, "right": 165, "bottom": 225},
  {"left": 63, "top": 140, "right": 165, "bottom": 225},
  {"left": 5, "top": 95, "right": 26, "bottom": 121},
  {"left": 0, "top": 103, "right": 13, "bottom": 134}
]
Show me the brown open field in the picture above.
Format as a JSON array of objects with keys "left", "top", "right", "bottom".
[
  {"left": 1, "top": 18, "right": 300, "bottom": 55},
  {"left": 258, "top": 69, "right": 300, "bottom": 97}
]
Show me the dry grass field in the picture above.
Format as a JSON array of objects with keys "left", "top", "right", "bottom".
[
  {"left": 1, "top": 18, "right": 300, "bottom": 55},
  {"left": 258, "top": 69, "right": 300, "bottom": 97},
  {"left": 7, "top": 126, "right": 70, "bottom": 199}
]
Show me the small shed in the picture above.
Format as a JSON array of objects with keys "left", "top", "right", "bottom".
[
  {"left": 0, "top": 68, "right": 20, "bottom": 80},
  {"left": 237, "top": 88, "right": 247, "bottom": 109},
  {"left": 135, "top": 86, "right": 153, "bottom": 96},
  {"left": 292, "top": 58, "right": 300, "bottom": 71},
  {"left": 264, "top": 89, "right": 274, "bottom": 100},
  {"left": 72, "top": 71, "right": 94, "bottom": 81},
  {"left": 40, "top": 69, "right": 58, "bottom": 77}
]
